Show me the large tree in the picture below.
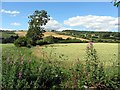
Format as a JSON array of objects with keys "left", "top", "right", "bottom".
[{"left": 26, "top": 10, "right": 50, "bottom": 45}]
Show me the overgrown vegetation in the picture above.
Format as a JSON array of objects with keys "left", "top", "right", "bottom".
[
  {"left": 2, "top": 45, "right": 67, "bottom": 89},
  {"left": 57, "top": 30, "right": 120, "bottom": 43},
  {"left": 1, "top": 5, "right": 120, "bottom": 89},
  {"left": 2, "top": 43, "right": 120, "bottom": 89},
  {"left": 26, "top": 10, "right": 50, "bottom": 46},
  {"left": 2, "top": 56, "right": 67, "bottom": 89},
  {"left": 13, "top": 10, "right": 50, "bottom": 47},
  {"left": 0, "top": 30, "right": 19, "bottom": 43}
]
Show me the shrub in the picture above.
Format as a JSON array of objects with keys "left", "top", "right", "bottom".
[
  {"left": 84, "top": 42, "right": 120, "bottom": 89},
  {"left": 14, "top": 37, "right": 36, "bottom": 47},
  {"left": 2, "top": 56, "right": 67, "bottom": 89},
  {"left": 26, "top": 44, "right": 32, "bottom": 48},
  {"left": 59, "top": 38, "right": 83, "bottom": 43},
  {"left": 53, "top": 37, "right": 64, "bottom": 43},
  {"left": 71, "top": 60, "right": 85, "bottom": 89},
  {"left": 36, "top": 40, "right": 47, "bottom": 45},
  {"left": 43, "top": 36, "right": 54, "bottom": 44},
  {"left": 66, "top": 37, "right": 72, "bottom": 40},
  {"left": 26, "top": 38, "right": 36, "bottom": 46},
  {"left": 2, "top": 35, "right": 19, "bottom": 44},
  {"left": 36, "top": 61, "right": 67, "bottom": 88},
  {"left": 14, "top": 37, "right": 27, "bottom": 47}
]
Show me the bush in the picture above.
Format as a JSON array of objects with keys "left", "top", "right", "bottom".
[
  {"left": 43, "top": 36, "right": 54, "bottom": 44},
  {"left": 36, "top": 40, "right": 47, "bottom": 45},
  {"left": 37, "top": 61, "right": 67, "bottom": 88},
  {"left": 84, "top": 42, "right": 120, "bottom": 89},
  {"left": 2, "top": 56, "right": 67, "bottom": 89},
  {"left": 59, "top": 38, "right": 88, "bottom": 43},
  {"left": 14, "top": 37, "right": 37, "bottom": 47},
  {"left": 26, "top": 38, "right": 35, "bottom": 46},
  {"left": 53, "top": 37, "right": 64, "bottom": 43},
  {"left": 26, "top": 44, "right": 32, "bottom": 48},
  {"left": 14, "top": 37, "right": 27, "bottom": 47},
  {"left": 2, "top": 35, "right": 19, "bottom": 44}
]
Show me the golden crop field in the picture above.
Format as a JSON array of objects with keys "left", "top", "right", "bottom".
[{"left": 15, "top": 31, "right": 89, "bottom": 41}]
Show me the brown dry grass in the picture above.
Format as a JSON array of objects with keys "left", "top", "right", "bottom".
[{"left": 15, "top": 31, "right": 89, "bottom": 41}]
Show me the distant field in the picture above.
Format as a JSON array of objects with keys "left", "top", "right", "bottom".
[
  {"left": 14, "top": 31, "right": 27, "bottom": 37},
  {"left": 15, "top": 31, "right": 89, "bottom": 41},
  {"left": 32, "top": 43, "right": 118, "bottom": 68}
]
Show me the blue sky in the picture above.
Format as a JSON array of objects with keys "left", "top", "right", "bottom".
[{"left": 1, "top": 2, "right": 119, "bottom": 32}]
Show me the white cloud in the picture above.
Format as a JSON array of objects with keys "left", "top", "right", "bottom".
[
  {"left": 44, "top": 18, "right": 62, "bottom": 30},
  {"left": 43, "top": 17, "right": 71, "bottom": 31},
  {"left": 64, "top": 15, "right": 119, "bottom": 31},
  {"left": 0, "top": 9, "right": 20, "bottom": 16},
  {"left": 11, "top": 22, "right": 21, "bottom": 26}
]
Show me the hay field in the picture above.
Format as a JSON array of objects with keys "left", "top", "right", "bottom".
[{"left": 15, "top": 31, "right": 89, "bottom": 41}]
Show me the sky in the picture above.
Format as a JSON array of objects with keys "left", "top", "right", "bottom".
[{"left": 0, "top": 2, "right": 119, "bottom": 32}]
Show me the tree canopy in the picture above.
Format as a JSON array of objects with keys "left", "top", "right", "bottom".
[{"left": 26, "top": 10, "right": 50, "bottom": 45}]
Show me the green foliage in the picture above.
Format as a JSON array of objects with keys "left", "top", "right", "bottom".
[
  {"left": 26, "top": 10, "right": 50, "bottom": 44},
  {"left": 36, "top": 61, "right": 67, "bottom": 88},
  {"left": 113, "top": 0, "right": 120, "bottom": 7},
  {"left": 66, "top": 42, "right": 120, "bottom": 89},
  {"left": 85, "top": 42, "right": 105, "bottom": 88},
  {"left": 14, "top": 37, "right": 28, "bottom": 47},
  {"left": 43, "top": 36, "right": 55, "bottom": 44},
  {"left": 36, "top": 40, "right": 47, "bottom": 45},
  {"left": 14, "top": 37, "right": 35, "bottom": 47},
  {"left": 59, "top": 38, "right": 88, "bottom": 43},
  {"left": 1, "top": 31, "right": 19, "bottom": 43},
  {"left": 71, "top": 61, "right": 85, "bottom": 89},
  {"left": 0, "top": 31, "right": 16, "bottom": 38},
  {"left": 61, "top": 30, "right": 120, "bottom": 43},
  {"left": 2, "top": 43, "right": 120, "bottom": 89},
  {"left": 26, "top": 44, "right": 32, "bottom": 48},
  {"left": 2, "top": 46, "right": 67, "bottom": 89},
  {"left": 84, "top": 42, "right": 119, "bottom": 89},
  {"left": 26, "top": 38, "right": 33, "bottom": 47}
]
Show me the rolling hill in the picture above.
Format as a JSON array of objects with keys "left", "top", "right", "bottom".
[{"left": 15, "top": 31, "right": 89, "bottom": 41}]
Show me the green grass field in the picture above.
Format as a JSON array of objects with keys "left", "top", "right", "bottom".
[
  {"left": 1, "top": 44, "right": 37, "bottom": 62},
  {"left": 32, "top": 43, "right": 118, "bottom": 67},
  {"left": 2, "top": 43, "right": 118, "bottom": 66},
  {"left": 1, "top": 43, "right": 119, "bottom": 88}
]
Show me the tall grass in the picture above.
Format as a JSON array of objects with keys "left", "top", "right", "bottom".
[
  {"left": 1, "top": 43, "right": 120, "bottom": 89},
  {"left": 2, "top": 44, "right": 68, "bottom": 89}
]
